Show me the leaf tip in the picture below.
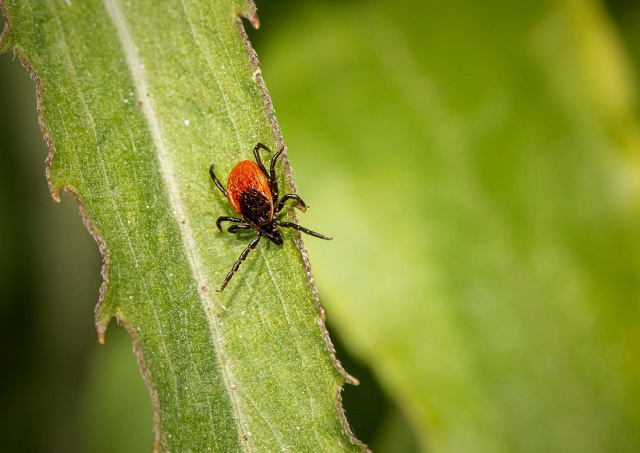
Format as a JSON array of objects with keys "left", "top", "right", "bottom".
[
  {"left": 49, "top": 188, "right": 62, "bottom": 203},
  {"left": 45, "top": 153, "right": 63, "bottom": 202},
  {"left": 250, "top": 14, "right": 260, "bottom": 30},
  {"left": 239, "top": 0, "right": 260, "bottom": 29}
]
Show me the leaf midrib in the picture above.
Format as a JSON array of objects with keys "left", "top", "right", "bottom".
[{"left": 102, "top": 0, "right": 249, "bottom": 446}]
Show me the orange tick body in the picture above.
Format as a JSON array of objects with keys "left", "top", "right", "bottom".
[
  {"left": 209, "top": 143, "right": 331, "bottom": 292},
  {"left": 226, "top": 160, "right": 274, "bottom": 224}
]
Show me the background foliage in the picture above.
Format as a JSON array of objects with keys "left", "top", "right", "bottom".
[{"left": 2, "top": 0, "right": 640, "bottom": 451}]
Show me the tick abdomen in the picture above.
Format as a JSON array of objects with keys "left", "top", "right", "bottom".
[{"left": 239, "top": 188, "right": 272, "bottom": 226}]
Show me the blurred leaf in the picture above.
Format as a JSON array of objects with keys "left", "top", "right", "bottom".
[
  {"left": 0, "top": 0, "right": 364, "bottom": 450},
  {"left": 261, "top": 0, "right": 640, "bottom": 451},
  {"left": 605, "top": 0, "right": 640, "bottom": 106}
]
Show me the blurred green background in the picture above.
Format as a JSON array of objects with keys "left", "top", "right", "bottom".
[{"left": 2, "top": 0, "right": 640, "bottom": 451}]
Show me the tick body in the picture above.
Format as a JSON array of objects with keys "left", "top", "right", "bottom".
[{"left": 210, "top": 143, "right": 331, "bottom": 292}]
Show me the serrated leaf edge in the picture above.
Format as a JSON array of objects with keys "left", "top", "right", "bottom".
[
  {"left": 236, "top": 14, "right": 368, "bottom": 452},
  {"left": 0, "top": 0, "right": 13, "bottom": 54}
]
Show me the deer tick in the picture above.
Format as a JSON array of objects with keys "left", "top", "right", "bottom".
[{"left": 209, "top": 143, "right": 331, "bottom": 292}]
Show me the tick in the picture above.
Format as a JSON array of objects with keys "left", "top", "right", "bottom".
[{"left": 209, "top": 142, "right": 331, "bottom": 292}]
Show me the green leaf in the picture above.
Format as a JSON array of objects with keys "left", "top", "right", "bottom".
[
  {"left": 0, "top": 0, "right": 364, "bottom": 451},
  {"left": 260, "top": 0, "right": 640, "bottom": 452}
]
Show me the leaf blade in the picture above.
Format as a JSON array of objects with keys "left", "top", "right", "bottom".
[{"left": 1, "top": 0, "right": 364, "bottom": 450}]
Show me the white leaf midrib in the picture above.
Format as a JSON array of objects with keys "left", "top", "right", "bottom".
[{"left": 102, "top": 0, "right": 249, "bottom": 449}]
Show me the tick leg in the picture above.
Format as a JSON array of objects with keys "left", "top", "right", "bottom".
[
  {"left": 275, "top": 193, "right": 307, "bottom": 213},
  {"left": 209, "top": 164, "right": 227, "bottom": 197},
  {"left": 217, "top": 232, "right": 262, "bottom": 292},
  {"left": 227, "top": 224, "right": 253, "bottom": 234},
  {"left": 216, "top": 216, "right": 245, "bottom": 231},
  {"left": 276, "top": 220, "right": 332, "bottom": 240},
  {"left": 252, "top": 142, "right": 271, "bottom": 179},
  {"left": 269, "top": 147, "right": 285, "bottom": 203}
]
